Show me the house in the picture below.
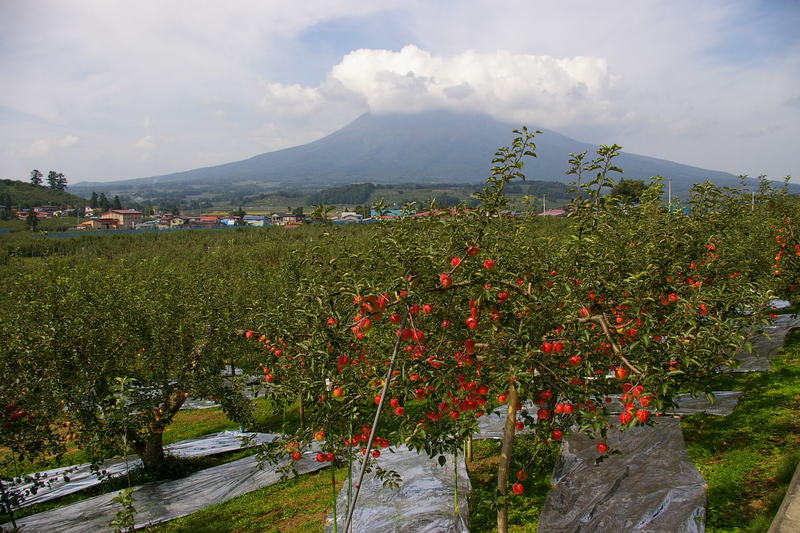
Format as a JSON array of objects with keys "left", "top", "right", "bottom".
[
  {"left": 538, "top": 209, "right": 567, "bottom": 217},
  {"left": 77, "top": 218, "right": 120, "bottom": 230},
  {"left": 335, "top": 211, "right": 363, "bottom": 224},
  {"left": 135, "top": 220, "right": 159, "bottom": 230},
  {"left": 221, "top": 216, "right": 242, "bottom": 226},
  {"left": 198, "top": 214, "right": 224, "bottom": 226},
  {"left": 271, "top": 213, "right": 306, "bottom": 226},
  {"left": 16, "top": 209, "right": 51, "bottom": 220},
  {"left": 370, "top": 209, "right": 405, "bottom": 218},
  {"left": 33, "top": 206, "right": 58, "bottom": 217},
  {"left": 101, "top": 209, "right": 143, "bottom": 229},
  {"left": 242, "top": 214, "right": 267, "bottom": 227},
  {"left": 169, "top": 216, "right": 192, "bottom": 229}
]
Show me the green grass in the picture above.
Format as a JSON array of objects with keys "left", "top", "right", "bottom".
[
  {"left": 466, "top": 437, "right": 559, "bottom": 533},
  {"left": 162, "top": 407, "right": 241, "bottom": 445},
  {"left": 681, "top": 327, "right": 800, "bottom": 533},
  {"left": 146, "top": 466, "right": 346, "bottom": 533}
]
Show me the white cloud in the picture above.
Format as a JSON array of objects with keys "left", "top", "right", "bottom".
[
  {"left": 331, "top": 46, "right": 620, "bottom": 126},
  {"left": 259, "top": 45, "right": 624, "bottom": 135},
  {"left": 59, "top": 135, "right": 79, "bottom": 147},
  {"left": 135, "top": 136, "right": 156, "bottom": 150},
  {"left": 0, "top": 1, "right": 797, "bottom": 181},
  {"left": 24, "top": 139, "right": 50, "bottom": 157}
]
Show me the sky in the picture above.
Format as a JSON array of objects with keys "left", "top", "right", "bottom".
[{"left": 1, "top": 0, "right": 798, "bottom": 184}]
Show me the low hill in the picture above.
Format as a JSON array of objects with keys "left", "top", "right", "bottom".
[{"left": 0, "top": 179, "right": 89, "bottom": 209}]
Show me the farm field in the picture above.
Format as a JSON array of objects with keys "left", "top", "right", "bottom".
[{"left": 2, "top": 137, "right": 799, "bottom": 532}]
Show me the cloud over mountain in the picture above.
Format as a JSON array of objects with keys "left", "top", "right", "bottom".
[
  {"left": 263, "top": 45, "right": 622, "bottom": 128},
  {"left": 1, "top": 1, "right": 797, "bottom": 182}
]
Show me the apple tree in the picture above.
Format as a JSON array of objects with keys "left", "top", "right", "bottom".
[
  {"left": 0, "top": 252, "right": 255, "bottom": 474},
  {"left": 245, "top": 130, "right": 773, "bottom": 533}
]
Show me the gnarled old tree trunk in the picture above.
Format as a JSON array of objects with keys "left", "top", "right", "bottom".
[
  {"left": 131, "top": 388, "right": 188, "bottom": 472},
  {"left": 132, "top": 430, "right": 166, "bottom": 472}
]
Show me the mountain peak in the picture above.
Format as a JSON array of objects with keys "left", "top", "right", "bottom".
[{"left": 73, "top": 110, "right": 758, "bottom": 197}]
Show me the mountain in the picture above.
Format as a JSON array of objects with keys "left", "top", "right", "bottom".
[{"left": 71, "top": 110, "right": 793, "bottom": 198}]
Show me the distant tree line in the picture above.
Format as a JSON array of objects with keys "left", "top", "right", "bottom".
[
  {"left": 307, "top": 182, "right": 376, "bottom": 205},
  {"left": 88, "top": 192, "right": 124, "bottom": 211}
]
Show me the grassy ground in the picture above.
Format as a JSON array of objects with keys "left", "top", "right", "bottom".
[
  {"left": 146, "top": 467, "right": 346, "bottom": 533},
  {"left": 466, "top": 438, "right": 559, "bottom": 533},
  {"left": 6, "top": 329, "right": 799, "bottom": 531},
  {"left": 682, "top": 327, "right": 800, "bottom": 533}
]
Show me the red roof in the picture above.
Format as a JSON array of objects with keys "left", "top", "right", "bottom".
[{"left": 538, "top": 209, "right": 567, "bottom": 217}]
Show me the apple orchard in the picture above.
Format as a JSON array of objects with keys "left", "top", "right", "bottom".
[
  {"left": 243, "top": 132, "right": 797, "bottom": 532},
  {"left": 1, "top": 128, "right": 799, "bottom": 532}
]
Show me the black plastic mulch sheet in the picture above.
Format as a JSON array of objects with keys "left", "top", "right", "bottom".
[
  {"left": 731, "top": 313, "right": 800, "bottom": 372},
  {"left": 7, "top": 431, "right": 278, "bottom": 507},
  {"left": 5, "top": 446, "right": 327, "bottom": 533},
  {"left": 539, "top": 416, "right": 706, "bottom": 533},
  {"left": 325, "top": 446, "right": 470, "bottom": 533}
]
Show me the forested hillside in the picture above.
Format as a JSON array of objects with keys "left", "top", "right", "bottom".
[{"left": 0, "top": 179, "right": 89, "bottom": 210}]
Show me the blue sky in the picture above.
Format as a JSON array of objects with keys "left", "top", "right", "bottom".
[{"left": 0, "top": 0, "right": 798, "bottom": 183}]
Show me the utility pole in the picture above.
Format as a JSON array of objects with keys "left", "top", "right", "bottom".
[
  {"left": 668, "top": 180, "right": 672, "bottom": 207},
  {"left": 542, "top": 195, "right": 546, "bottom": 214}
]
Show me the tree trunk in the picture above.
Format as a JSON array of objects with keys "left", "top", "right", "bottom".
[
  {"left": 497, "top": 382, "right": 518, "bottom": 533},
  {"left": 131, "top": 390, "right": 187, "bottom": 474},
  {"left": 133, "top": 430, "right": 165, "bottom": 472},
  {"left": 298, "top": 394, "right": 305, "bottom": 428},
  {"left": 0, "top": 478, "right": 18, "bottom": 530}
]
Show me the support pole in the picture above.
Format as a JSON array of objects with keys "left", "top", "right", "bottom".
[
  {"left": 497, "top": 382, "right": 519, "bottom": 533},
  {"left": 342, "top": 307, "right": 409, "bottom": 533}
]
